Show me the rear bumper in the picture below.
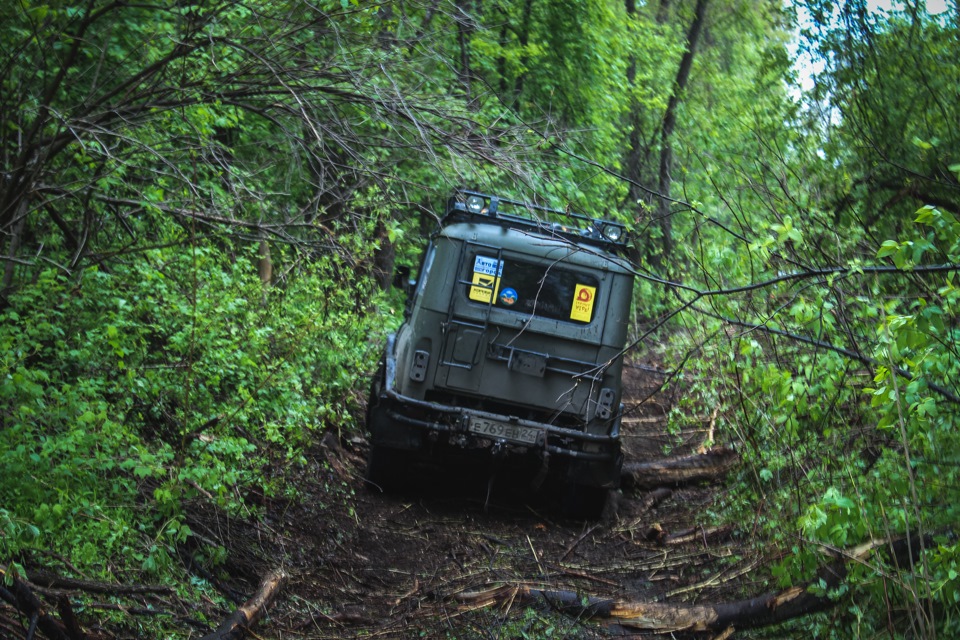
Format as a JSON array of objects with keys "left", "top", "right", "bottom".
[
  {"left": 376, "top": 402, "right": 621, "bottom": 461},
  {"left": 369, "top": 337, "right": 622, "bottom": 485}
]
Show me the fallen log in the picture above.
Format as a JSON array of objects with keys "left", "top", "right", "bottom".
[
  {"left": 57, "top": 595, "right": 85, "bottom": 640},
  {"left": 26, "top": 570, "right": 173, "bottom": 596},
  {"left": 2, "top": 565, "right": 184, "bottom": 639},
  {"left": 0, "top": 567, "right": 73, "bottom": 640},
  {"left": 200, "top": 569, "right": 287, "bottom": 640},
  {"left": 454, "top": 536, "right": 928, "bottom": 634},
  {"left": 621, "top": 447, "right": 739, "bottom": 490},
  {"left": 605, "top": 488, "right": 673, "bottom": 523},
  {"left": 456, "top": 578, "right": 834, "bottom": 634},
  {"left": 638, "top": 487, "right": 673, "bottom": 512}
]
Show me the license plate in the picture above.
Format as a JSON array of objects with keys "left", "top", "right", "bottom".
[{"left": 467, "top": 416, "right": 540, "bottom": 445}]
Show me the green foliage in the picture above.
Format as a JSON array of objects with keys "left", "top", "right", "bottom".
[
  {"left": 0, "top": 232, "right": 386, "bottom": 634},
  {"left": 637, "top": 3, "right": 960, "bottom": 636},
  {"left": 1, "top": 0, "right": 958, "bottom": 637}
]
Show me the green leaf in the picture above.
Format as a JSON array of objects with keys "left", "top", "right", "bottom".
[
  {"left": 915, "top": 205, "right": 937, "bottom": 224},
  {"left": 877, "top": 240, "right": 899, "bottom": 259}
]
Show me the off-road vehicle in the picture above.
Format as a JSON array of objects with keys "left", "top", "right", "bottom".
[{"left": 366, "top": 190, "right": 635, "bottom": 518}]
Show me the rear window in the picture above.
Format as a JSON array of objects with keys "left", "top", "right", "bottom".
[{"left": 465, "top": 254, "right": 600, "bottom": 324}]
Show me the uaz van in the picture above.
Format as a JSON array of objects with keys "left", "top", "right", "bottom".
[{"left": 366, "top": 190, "right": 634, "bottom": 518}]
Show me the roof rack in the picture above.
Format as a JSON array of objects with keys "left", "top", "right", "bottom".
[{"left": 443, "top": 189, "right": 629, "bottom": 254}]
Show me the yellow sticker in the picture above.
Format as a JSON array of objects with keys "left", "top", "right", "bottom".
[
  {"left": 570, "top": 284, "right": 596, "bottom": 322},
  {"left": 469, "top": 272, "right": 500, "bottom": 303}
]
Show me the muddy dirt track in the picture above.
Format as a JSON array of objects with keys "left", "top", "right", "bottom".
[
  {"left": 4, "top": 360, "right": 769, "bottom": 640},
  {"left": 173, "top": 362, "right": 765, "bottom": 640}
]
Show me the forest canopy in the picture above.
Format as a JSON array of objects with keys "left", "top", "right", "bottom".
[{"left": 1, "top": 0, "right": 958, "bottom": 638}]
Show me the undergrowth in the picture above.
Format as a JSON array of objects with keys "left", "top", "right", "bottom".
[{"left": 0, "top": 237, "right": 393, "bottom": 635}]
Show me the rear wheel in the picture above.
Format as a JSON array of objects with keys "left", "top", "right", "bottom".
[
  {"left": 561, "top": 483, "right": 609, "bottom": 520},
  {"left": 365, "top": 360, "right": 385, "bottom": 428},
  {"left": 366, "top": 444, "right": 412, "bottom": 493},
  {"left": 365, "top": 360, "right": 396, "bottom": 492}
]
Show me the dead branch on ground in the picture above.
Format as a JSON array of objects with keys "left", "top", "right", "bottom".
[
  {"left": 663, "top": 524, "right": 733, "bottom": 546},
  {"left": 0, "top": 567, "right": 73, "bottom": 640},
  {"left": 453, "top": 535, "right": 930, "bottom": 634},
  {"left": 25, "top": 570, "right": 173, "bottom": 596},
  {"left": 200, "top": 568, "right": 287, "bottom": 640}
]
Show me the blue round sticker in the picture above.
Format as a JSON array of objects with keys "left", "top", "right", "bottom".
[{"left": 498, "top": 287, "right": 518, "bottom": 306}]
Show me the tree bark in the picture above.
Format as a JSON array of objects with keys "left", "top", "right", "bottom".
[
  {"left": 455, "top": 0, "right": 475, "bottom": 104},
  {"left": 24, "top": 570, "right": 173, "bottom": 596},
  {"left": 257, "top": 238, "right": 272, "bottom": 287},
  {"left": 0, "top": 568, "right": 73, "bottom": 640},
  {"left": 512, "top": 0, "right": 535, "bottom": 103},
  {"left": 621, "top": 446, "right": 739, "bottom": 490},
  {"left": 372, "top": 219, "right": 395, "bottom": 291},
  {"left": 621, "top": 0, "right": 653, "bottom": 242},
  {"left": 200, "top": 569, "right": 287, "bottom": 640},
  {"left": 455, "top": 536, "right": 931, "bottom": 634},
  {"left": 656, "top": 0, "right": 709, "bottom": 263},
  {"left": 656, "top": 0, "right": 672, "bottom": 24},
  {"left": 1, "top": 200, "right": 28, "bottom": 303}
]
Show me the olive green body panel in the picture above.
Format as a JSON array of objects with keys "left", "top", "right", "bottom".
[
  {"left": 392, "top": 221, "right": 633, "bottom": 432},
  {"left": 368, "top": 191, "right": 635, "bottom": 501}
]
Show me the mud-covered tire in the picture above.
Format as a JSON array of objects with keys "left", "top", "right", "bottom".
[
  {"left": 561, "top": 483, "right": 608, "bottom": 520},
  {"left": 366, "top": 444, "right": 410, "bottom": 493},
  {"left": 365, "top": 361, "right": 385, "bottom": 429}
]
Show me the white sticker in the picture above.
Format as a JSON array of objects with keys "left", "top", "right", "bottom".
[{"left": 473, "top": 255, "right": 503, "bottom": 277}]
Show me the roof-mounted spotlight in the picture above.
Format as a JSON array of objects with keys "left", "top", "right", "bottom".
[
  {"left": 602, "top": 224, "right": 624, "bottom": 242},
  {"left": 466, "top": 195, "right": 486, "bottom": 213}
]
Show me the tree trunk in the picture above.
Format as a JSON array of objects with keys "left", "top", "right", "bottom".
[
  {"left": 512, "top": 0, "right": 535, "bottom": 103},
  {"left": 1, "top": 201, "right": 28, "bottom": 305},
  {"left": 455, "top": 0, "right": 475, "bottom": 104},
  {"left": 372, "top": 219, "right": 396, "bottom": 291},
  {"left": 258, "top": 239, "right": 272, "bottom": 287},
  {"left": 621, "top": 0, "right": 650, "bottom": 229},
  {"left": 656, "top": 0, "right": 672, "bottom": 24},
  {"left": 656, "top": 0, "right": 709, "bottom": 264}
]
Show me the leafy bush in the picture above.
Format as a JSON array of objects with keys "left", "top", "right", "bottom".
[{"left": 0, "top": 236, "right": 388, "bottom": 587}]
